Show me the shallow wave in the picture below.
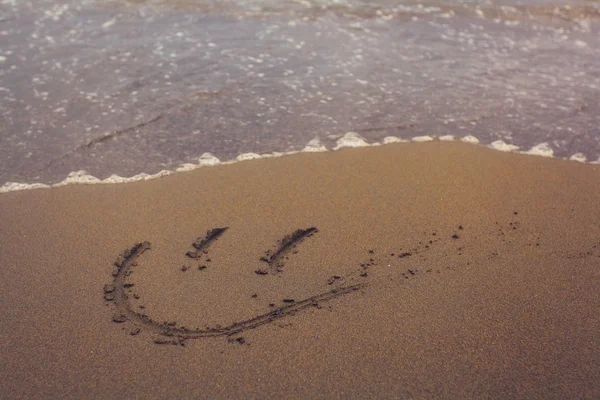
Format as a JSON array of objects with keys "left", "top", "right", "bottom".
[
  {"left": 1, "top": 0, "right": 598, "bottom": 187},
  {"left": 113, "top": 0, "right": 600, "bottom": 22}
]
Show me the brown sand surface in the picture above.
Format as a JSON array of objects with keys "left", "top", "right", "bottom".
[{"left": 0, "top": 142, "right": 599, "bottom": 399}]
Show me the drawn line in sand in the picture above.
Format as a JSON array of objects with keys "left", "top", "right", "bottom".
[
  {"left": 258, "top": 227, "right": 318, "bottom": 275},
  {"left": 104, "top": 227, "right": 364, "bottom": 345},
  {"left": 185, "top": 227, "right": 228, "bottom": 259}
]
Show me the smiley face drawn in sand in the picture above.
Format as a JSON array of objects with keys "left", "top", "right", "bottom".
[
  {"left": 103, "top": 212, "right": 567, "bottom": 346},
  {"left": 103, "top": 227, "right": 365, "bottom": 345}
]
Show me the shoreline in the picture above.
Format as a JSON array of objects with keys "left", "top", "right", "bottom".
[{"left": 1, "top": 133, "right": 598, "bottom": 194}]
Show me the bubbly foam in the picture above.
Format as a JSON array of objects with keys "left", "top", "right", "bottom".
[
  {"left": 198, "top": 153, "right": 221, "bottom": 166},
  {"left": 1, "top": 134, "right": 597, "bottom": 194},
  {"left": 438, "top": 135, "right": 455, "bottom": 141},
  {"left": 569, "top": 153, "right": 587, "bottom": 163},
  {"left": 333, "top": 132, "right": 370, "bottom": 150},
  {"left": 0, "top": 182, "right": 50, "bottom": 192},
  {"left": 461, "top": 136, "right": 480, "bottom": 144},
  {"left": 236, "top": 153, "right": 262, "bottom": 161},
  {"left": 382, "top": 136, "right": 408, "bottom": 144},
  {"left": 522, "top": 143, "right": 554, "bottom": 158},
  {"left": 489, "top": 140, "right": 519, "bottom": 152},
  {"left": 176, "top": 164, "right": 200, "bottom": 172},
  {"left": 302, "top": 138, "right": 328, "bottom": 152},
  {"left": 412, "top": 136, "right": 435, "bottom": 142},
  {"left": 54, "top": 170, "right": 104, "bottom": 186}
]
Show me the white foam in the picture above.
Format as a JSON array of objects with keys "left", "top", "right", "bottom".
[
  {"left": 569, "top": 153, "right": 587, "bottom": 163},
  {"left": 412, "top": 135, "right": 434, "bottom": 142},
  {"left": 259, "top": 152, "right": 289, "bottom": 159},
  {"left": 461, "top": 135, "right": 480, "bottom": 144},
  {"left": 198, "top": 152, "right": 220, "bottom": 166},
  {"left": 269, "top": 151, "right": 288, "bottom": 158},
  {"left": 103, "top": 174, "right": 139, "bottom": 184},
  {"left": 0, "top": 182, "right": 50, "bottom": 193},
  {"left": 236, "top": 152, "right": 262, "bottom": 161},
  {"left": 49, "top": 169, "right": 174, "bottom": 187},
  {"left": 1, "top": 136, "right": 598, "bottom": 194},
  {"left": 54, "top": 170, "right": 102, "bottom": 187},
  {"left": 522, "top": 142, "right": 554, "bottom": 158},
  {"left": 102, "top": 170, "right": 170, "bottom": 184},
  {"left": 258, "top": 153, "right": 275, "bottom": 158},
  {"left": 144, "top": 170, "right": 172, "bottom": 180},
  {"left": 176, "top": 163, "right": 199, "bottom": 172},
  {"left": 489, "top": 140, "right": 519, "bottom": 152},
  {"left": 333, "top": 132, "right": 370, "bottom": 150},
  {"left": 103, "top": 174, "right": 132, "bottom": 184},
  {"left": 382, "top": 136, "right": 408, "bottom": 144},
  {"left": 302, "top": 138, "right": 328, "bottom": 152}
]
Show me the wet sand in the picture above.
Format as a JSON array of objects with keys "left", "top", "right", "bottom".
[{"left": 0, "top": 141, "right": 599, "bottom": 399}]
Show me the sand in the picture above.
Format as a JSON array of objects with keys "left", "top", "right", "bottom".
[{"left": 0, "top": 141, "right": 598, "bottom": 399}]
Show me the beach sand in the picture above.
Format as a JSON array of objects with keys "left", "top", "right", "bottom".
[{"left": 0, "top": 141, "right": 598, "bottom": 398}]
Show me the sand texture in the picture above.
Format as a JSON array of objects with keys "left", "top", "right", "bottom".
[{"left": 0, "top": 142, "right": 599, "bottom": 399}]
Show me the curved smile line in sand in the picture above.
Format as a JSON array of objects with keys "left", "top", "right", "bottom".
[{"left": 103, "top": 227, "right": 365, "bottom": 345}]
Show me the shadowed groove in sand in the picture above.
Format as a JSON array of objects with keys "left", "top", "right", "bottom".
[
  {"left": 260, "top": 227, "right": 318, "bottom": 274},
  {"left": 104, "top": 229, "right": 364, "bottom": 344},
  {"left": 185, "top": 227, "right": 228, "bottom": 259}
]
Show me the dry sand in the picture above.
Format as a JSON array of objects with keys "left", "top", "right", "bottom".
[{"left": 0, "top": 141, "right": 598, "bottom": 399}]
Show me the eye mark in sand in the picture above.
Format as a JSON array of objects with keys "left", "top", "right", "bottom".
[
  {"left": 104, "top": 227, "right": 364, "bottom": 346},
  {"left": 257, "top": 227, "right": 318, "bottom": 275},
  {"left": 185, "top": 227, "right": 228, "bottom": 259}
]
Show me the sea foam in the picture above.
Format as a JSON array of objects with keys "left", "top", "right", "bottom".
[
  {"left": 333, "top": 132, "right": 370, "bottom": 150},
  {"left": 1, "top": 134, "right": 597, "bottom": 194},
  {"left": 489, "top": 140, "right": 519, "bottom": 152},
  {"left": 522, "top": 143, "right": 554, "bottom": 158}
]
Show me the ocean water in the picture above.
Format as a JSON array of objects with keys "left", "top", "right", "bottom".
[{"left": 0, "top": 0, "right": 599, "bottom": 189}]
